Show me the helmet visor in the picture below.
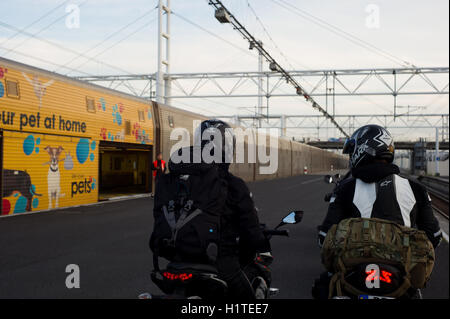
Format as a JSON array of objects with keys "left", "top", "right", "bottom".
[{"left": 343, "top": 138, "right": 355, "bottom": 154}]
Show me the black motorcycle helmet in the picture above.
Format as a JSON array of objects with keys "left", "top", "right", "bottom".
[
  {"left": 194, "top": 119, "right": 235, "bottom": 164},
  {"left": 343, "top": 125, "right": 395, "bottom": 169}
]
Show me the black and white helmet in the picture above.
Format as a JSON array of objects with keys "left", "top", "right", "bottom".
[
  {"left": 343, "top": 125, "right": 395, "bottom": 169},
  {"left": 194, "top": 119, "right": 235, "bottom": 164}
]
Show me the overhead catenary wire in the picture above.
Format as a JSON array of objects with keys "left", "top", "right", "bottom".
[
  {"left": 0, "top": 0, "right": 71, "bottom": 47},
  {"left": 172, "top": 11, "right": 256, "bottom": 59},
  {"left": 246, "top": 0, "right": 304, "bottom": 71},
  {"left": 56, "top": 5, "right": 159, "bottom": 73},
  {"left": 0, "top": 43, "right": 229, "bottom": 117},
  {"left": 208, "top": 0, "right": 349, "bottom": 137},
  {"left": 245, "top": 0, "right": 317, "bottom": 92},
  {"left": 68, "top": 16, "right": 160, "bottom": 75},
  {"left": 1, "top": 0, "right": 90, "bottom": 57},
  {"left": 239, "top": 0, "right": 416, "bottom": 120},
  {"left": 0, "top": 4, "right": 254, "bottom": 118},
  {"left": 271, "top": 0, "right": 415, "bottom": 68},
  {"left": 0, "top": 20, "right": 137, "bottom": 76},
  {"left": 0, "top": 45, "right": 94, "bottom": 76}
]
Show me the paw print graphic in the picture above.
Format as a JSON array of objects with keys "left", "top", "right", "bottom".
[
  {"left": 76, "top": 139, "right": 96, "bottom": 164},
  {"left": 100, "top": 128, "right": 107, "bottom": 140},
  {"left": 23, "top": 135, "right": 41, "bottom": 155},
  {"left": 112, "top": 104, "right": 123, "bottom": 126},
  {"left": 0, "top": 67, "right": 6, "bottom": 98},
  {"left": 89, "top": 176, "right": 97, "bottom": 191},
  {"left": 132, "top": 123, "right": 141, "bottom": 140},
  {"left": 97, "top": 98, "right": 106, "bottom": 111},
  {"left": 0, "top": 67, "right": 7, "bottom": 79}
]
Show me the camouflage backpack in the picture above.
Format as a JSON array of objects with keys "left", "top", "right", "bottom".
[{"left": 321, "top": 218, "right": 435, "bottom": 298}]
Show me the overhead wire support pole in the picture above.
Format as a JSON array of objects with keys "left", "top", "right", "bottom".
[
  {"left": 208, "top": 0, "right": 349, "bottom": 137},
  {"left": 157, "top": 0, "right": 171, "bottom": 104}
]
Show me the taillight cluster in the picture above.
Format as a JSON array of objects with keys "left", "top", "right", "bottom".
[
  {"left": 163, "top": 272, "right": 194, "bottom": 282},
  {"left": 366, "top": 269, "right": 393, "bottom": 284}
]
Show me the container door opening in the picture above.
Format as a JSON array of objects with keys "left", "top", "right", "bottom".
[{"left": 99, "top": 141, "right": 152, "bottom": 201}]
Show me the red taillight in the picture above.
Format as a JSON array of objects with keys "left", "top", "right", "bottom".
[
  {"left": 365, "top": 269, "right": 393, "bottom": 284},
  {"left": 163, "top": 272, "right": 193, "bottom": 282}
]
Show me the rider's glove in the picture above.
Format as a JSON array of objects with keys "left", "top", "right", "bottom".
[{"left": 318, "top": 230, "right": 327, "bottom": 248}]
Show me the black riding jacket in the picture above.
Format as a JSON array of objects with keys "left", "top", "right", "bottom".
[
  {"left": 319, "top": 163, "right": 442, "bottom": 248},
  {"left": 158, "top": 152, "right": 270, "bottom": 257},
  {"left": 220, "top": 166, "right": 271, "bottom": 256}
]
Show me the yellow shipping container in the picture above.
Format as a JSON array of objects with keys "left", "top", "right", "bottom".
[{"left": 0, "top": 58, "right": 155, "bottom": 216}]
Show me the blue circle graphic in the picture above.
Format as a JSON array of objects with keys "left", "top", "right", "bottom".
[
  {"left": 23, "top": 135, "right": 35, "bottom": 156},
  {"left": 76, "top": 139, "right": 90, "bottom": 164},
  {"left": 90, "top": 153, "right": 95, "bottom": 162}
]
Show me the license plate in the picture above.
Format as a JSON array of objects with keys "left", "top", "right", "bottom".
[{"left": 359, "top": 295, "right": 394, "bottom": 300}]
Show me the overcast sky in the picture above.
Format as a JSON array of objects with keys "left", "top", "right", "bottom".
[{"left": 0, "top": 0, "right": 448, "bottom": 140}]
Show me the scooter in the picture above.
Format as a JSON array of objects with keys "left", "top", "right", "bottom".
[{"left": 139, "top": 210, "right": 304, "bottom": 300}]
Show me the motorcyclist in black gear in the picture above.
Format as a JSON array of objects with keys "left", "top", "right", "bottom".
[
  {"left": 312, "top": 125, "right": 442, "bottom": 299},
  {"left": 169, "top": 119, "right": 272, "bottom": 299}
]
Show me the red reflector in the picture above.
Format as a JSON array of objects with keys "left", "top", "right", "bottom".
[{"left": 163, "top": 272, "right": 193, "bottom": 282}]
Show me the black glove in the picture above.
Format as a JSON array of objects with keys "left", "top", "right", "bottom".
[{"left": 317, "top": 226, "right": 327, "bottom": 248}]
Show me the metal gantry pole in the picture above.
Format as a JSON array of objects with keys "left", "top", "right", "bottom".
[
  {"left": 436, "top": 127, "right": 440, "bottom": 176},
  {"left": 157, "top": 0, "right": 164, "bottom": 103},
  {"left": 258, "top": 41, "right": 264, "bottom": 128},
  {"left": 157, "top": 0, "right": 171, "bottom": 105},
  {"left": 165, "top": 0, "right": 172, "bottom": 106}
]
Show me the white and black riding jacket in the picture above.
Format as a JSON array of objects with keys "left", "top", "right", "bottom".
[{"left": 319, "top": 163, "right": 442, "bottom": 248}]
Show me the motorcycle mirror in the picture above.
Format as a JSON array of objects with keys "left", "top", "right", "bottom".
[
  {"left": 324, "top": 175, "right": 333, "bottom": 184},
  {"left": 282, "top": 211, "right": 304, "bottom": 224}
]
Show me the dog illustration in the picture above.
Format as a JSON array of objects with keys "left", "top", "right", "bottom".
[
  {"left": 3, "top": 169, "right": 42, "bottom": 212},
  {"left": 44, "top": 146, "right": 65, "bottom": 209}
]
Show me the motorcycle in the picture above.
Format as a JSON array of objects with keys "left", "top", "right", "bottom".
[
  {"left": 320, "top": 173, "right": 422, "bottom": 300},
  {"left": 139, "top": 210, "right": 304, "bottom": 300}
]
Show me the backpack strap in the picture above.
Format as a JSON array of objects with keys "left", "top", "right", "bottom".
[
  {"left": 162, "top": 199, "right": 203, "bottom": 245},
  {"left": 163, "top": 200, "right": 177, "bottom": 231},
  {"left": 173, "top": 200, "right": 202, "bottom": 243}
]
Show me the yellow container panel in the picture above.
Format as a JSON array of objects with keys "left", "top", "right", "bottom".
[{"left": 2, "top": 131, "right": 98, "bottom": 215}]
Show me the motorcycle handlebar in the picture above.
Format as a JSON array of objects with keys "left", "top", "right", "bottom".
[{"left": 264, "top": 229, "right": 290, "bottom": 237}]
